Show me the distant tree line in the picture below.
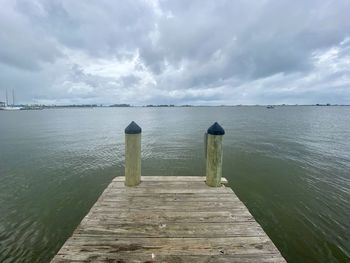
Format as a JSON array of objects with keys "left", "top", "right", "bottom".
[{"left": 109, "top": 104, "right": 131, "bottom": 107}]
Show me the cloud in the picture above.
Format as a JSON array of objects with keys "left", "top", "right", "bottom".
[
  {"left": 0, "top": 1, "right": 62, "bottom": 70},
  {"left": 0, "top": 0, "right": 349, "bottom": 105}
]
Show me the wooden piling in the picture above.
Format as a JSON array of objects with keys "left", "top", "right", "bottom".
[
  {"left": 124, "top": 121, "right": 141, "bottom": 186},
  {"left": 206, "top": 122, "right": 225, "bottom": 187}
]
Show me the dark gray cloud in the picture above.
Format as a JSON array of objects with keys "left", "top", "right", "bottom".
[{"left": 0, "top": 0, "right": 349, "bottom": 105}]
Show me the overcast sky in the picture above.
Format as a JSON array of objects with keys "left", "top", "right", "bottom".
[{"left": 1, "top": 0, "right": 350, "bottom": 105}]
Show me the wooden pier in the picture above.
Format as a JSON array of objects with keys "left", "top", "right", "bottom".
[
  {"left": 51, "top": 122, "right": 286, "bottom": 262},
  {"left": 51, "top": 176, "right": 286, "bottom": 263}
]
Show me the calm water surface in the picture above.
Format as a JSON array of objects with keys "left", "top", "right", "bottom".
[{"left": 0, "top": 107, "right": 349, "bottom": 263}]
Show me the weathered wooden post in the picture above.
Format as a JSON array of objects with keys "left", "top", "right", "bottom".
[
  {"left": 205, "top": 122, "right": 225, "bottom": 187},
  {"left": 125, "top": 121, "right": 142, "bottom": 186}
]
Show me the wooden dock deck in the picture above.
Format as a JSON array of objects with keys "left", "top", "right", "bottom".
[{"left": 51, "top": 176, "right": 286, "bottom": 263}]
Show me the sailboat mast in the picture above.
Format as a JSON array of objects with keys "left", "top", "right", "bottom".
[
  {"left": 12, "top": 89, "right": 15, "bottom": 106},
  {"left": 6, "top": 88, "right": 8, "bottom": 107}
]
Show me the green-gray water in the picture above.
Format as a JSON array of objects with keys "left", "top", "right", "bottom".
[{"left": 0, "top": 107, "right": 349, "bottom": 263}]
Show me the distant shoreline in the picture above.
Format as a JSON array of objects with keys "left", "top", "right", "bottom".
[{"left": 2, "top": 104, "right": 349, "bottom": 110}]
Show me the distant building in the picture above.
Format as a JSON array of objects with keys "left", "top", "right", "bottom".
[{"left": 0, "top": 101, "right": 5, "bottom": 107}]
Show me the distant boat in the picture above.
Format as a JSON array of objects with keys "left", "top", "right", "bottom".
[
  {"left": 0, "top": 106, "right": 22, "bottom": 110},
  {"left": 0, "top": 89, "right": 23, "bottom": 110},
  {"left": 266, "top": 105, "right": 275, "bottom": 109}
]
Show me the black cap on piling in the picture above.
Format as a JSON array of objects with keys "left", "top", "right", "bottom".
[
  {"left": 125, "top": 121, "right": 142, "bottom": 134},
  {"left": 207, "top": 122, "right": 225, "bottom": 135}
]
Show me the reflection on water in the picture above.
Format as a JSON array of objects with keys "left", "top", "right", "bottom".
[{"left": 0, "top": 107, "right": 349, "bottom": 262}]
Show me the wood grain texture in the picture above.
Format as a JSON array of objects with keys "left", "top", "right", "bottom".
[
  {"left": 113, "top": 176, "right": 229, "bottom": 184},
  {"left": 50, "top": 176, "right": 286, "bottom": 263}
]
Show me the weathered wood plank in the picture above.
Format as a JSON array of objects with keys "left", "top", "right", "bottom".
[
  {"left": 82, "top": 211, "right": 255, "bottom": 224},
  {"left": 64, "top": 236, "right": 275, "bottom": 248},
  {"left": 100, "top": 193, "right": 240, "bottom": 201},
  {"left": 109, "top": 181, "right": 229, "bottom": 190},
  {"left": 58, "top": 237, "right": 279, "bottom": 256},
  {"left": 92, "top": 200, "right": 244, "bottom": 209},
  {"left": 50, "top": 176, "right": 286, "bottom": 263},
  {"left": 113, "top": 176, "right": 228, "bottom": 184},
  {"left": 103, "top": 193, "right": 238, "bottom": 202},
  {"left": 75, "top": 222, "right": 266, "bottom": 238},
  {"left": 101, "top": 187, "right": 234, "bottom": 194},
  {"left": 88, "top": 207, "right": 250, "bottom": 215},
  {"left": 52, "top": 254, "right": 286, "bottom": 263},
  {"left": 102, "top": 195, "right": 240, "bottom": 203}
]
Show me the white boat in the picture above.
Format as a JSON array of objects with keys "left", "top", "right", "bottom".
[
  {"left": 0, "top": 89, "right": 23, "bottom": 110},
  {"left": 0, "top": 106, "right": 22, "bottom": 110}
]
